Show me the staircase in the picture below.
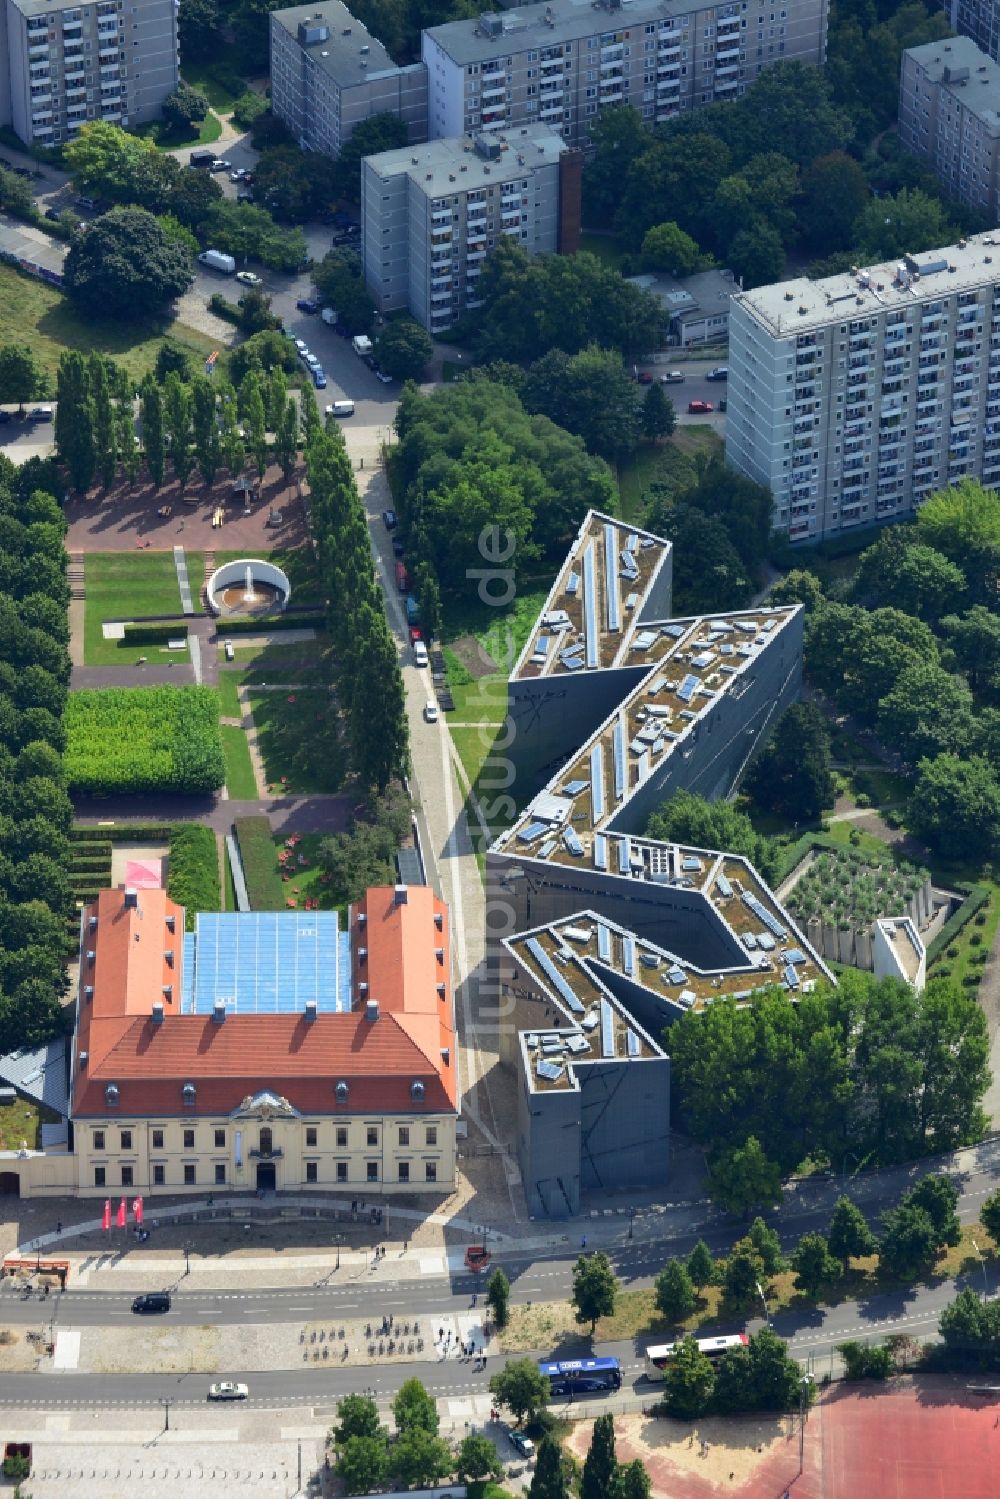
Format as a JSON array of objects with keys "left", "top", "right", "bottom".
[{"left": 68, "top": 550, "right": 85, "bottom": 602}]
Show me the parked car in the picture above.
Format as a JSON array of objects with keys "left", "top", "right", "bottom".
[
  {"left": 392, "top": 538, "right": 405, "bottom": 558},
  {"left": 687, "top": 399, "right": 714, "bottom": 414},
  {"left": 44, "top": 207, "right": 62, "bottom": 222},
  {"left": 27, "top": 406, "right": 53, "bottom": 422},
  {"left": 234, "top": 270, "right": 261, "bottom": 287},
  {"left": 132, "top": 1292, "right": 171, "bottom": 1314},
  {"left": 209, "top": 158, "right": 232, "bottom": 173},
  {"left": 229, "top": 167, "right": 249, "bottom": 182},
  {"left": 661, "top": 370, "right": 685, "bottom": 383},
  {"left": 236, "top": 191, "right": 254, "bottom": 204},
  {"left": 424, "top": 701, "right": 439, "bottom": 724},
  {"left": 636, "top": 370, "right": 653, "bottom": 384},
  {"left": 375, "top": 368, "right": 393, "bottom": 384},
  {"left": 293, "top": 338, "right": 308, "bottom": 354},
  {"left": 296, "top": 297, "right": 319, "bottom": 314},
  {"left": 382, "top": 509, "right": 398, "bottom": 530},
  {"left": 718, "top": 396, "right": 727, "bottom": 412},
  {"left": 409, "top": 625, "right": 423, "bottom": 644},
  {"left": 0, "top": 410, "right": 11, "bottom": 423},
  {"left": 313, "top": 368, "right": 327, "bottom": 389},
  {"left": 75, "top": 195, "right": 98, "bottom": 210},
  {"left": 706, "top": 366, "right": 728, "bottom": 381},
  {"left": 508, "top": 1431, "right": 534, "bottom": 1459},
  {"left": 208, "top": 1382, "right": 248, "bottom": 1401},
  {"left": 413, "top": 640, "right": 429, "bottom": 667}
]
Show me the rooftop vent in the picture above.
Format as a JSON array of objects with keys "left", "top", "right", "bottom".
[
  {"left": 213, "top": 999, "right": 226, "bottom": 1025},
  {"left": 124, "top": 888, "right": 137, "bottom": 909},
  {"left": 434, "top": 912, "right": 443, "bottom": 930},
  {"left": 151, "top": 1001, "right": 164, "bottom": 1026},
  {"left": 435, "top": 947, "right": 444, "bottom": 962},
  {"left": 166, "top": 914, "right": 175, "bottom": 931},
  {"left": 357, "top": 911, "right": 366, "bottom": 927},
  {"left": 441, "top": 1047, "right": 450, "bottom": 1065},
  {"left": 78, "top": 1050, "right": 88, "bottom": 1068},
  {"left": 784, "top": 290, "right": 793, "bottom": 301},
  {"left": 83, "top": 985, "right": 93, "bottom": 1001},
  {"left": 164, "top": 949, "right": 174, "bottom": 966},
  {"left": 360, "top": 42, "right": 369, "bottom": 52},
  {"left": 304, "top": 999, "right": 317, "bottom": 1023},
  {"left": 366, "top": 998, "right": 380, "bottom": 1022},
  {"left": 162, "top": 984, "right": 172, "bottom": 1000},
  {"left": 358, "top": 981, "right": 368, "bottom": 996},
  {"left": 395, "top": 885, "right": 408, "bottom": 904},
  {"left": 357, "top": 946, "right": 367, "bottom": 963},
  {"left": 437, "top": 982, "right": 446, "bottom": 997},
  {"left": 105, "top": 1082, "right": 119, "bottom": 1106},
  {"left": 335, "top": 1079, "right": 349, "bottom": 1101},
  {"left": 411, "top": 1080, "right": 425, "bottom": 1102},
  {"left": 88, "top": 914, "right": 98, "bottom": 930},
  {"left": 86, "top": 949, "right": 95, "bottom": 965}
]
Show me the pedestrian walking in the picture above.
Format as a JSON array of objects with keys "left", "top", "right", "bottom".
[{"left": 581, "top": 1236, "right": 587, "bottom": 1249}]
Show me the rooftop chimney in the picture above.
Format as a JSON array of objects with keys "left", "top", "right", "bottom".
[
  {"left": 365, "top": 998, "right": 380, "bottom": 1022},
  {"left": 304, "top": 999, "right": 317, "bottom": 1023},
  {"left": 394, "top": 885, "right": 408, "bottom": 904},
  {"left": 124, "top": 888, "right": 137, "bottom": 909},
  {"left": 213, "top": 999, "right": 226, "bottom": 1025},
  {"left": 78, "top": 1050, "right": 88, "bottom": 1068},
  {"left": 151, "top": 1001, "right": 164, "bottom": 1026}
]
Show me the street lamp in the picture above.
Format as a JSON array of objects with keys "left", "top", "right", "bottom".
[
  {"left": 755, "top": 1279, "right": 770, "bottom": 1327},
  {"left": 798, "top": 1374, "right": 815, "bottom": 1475},
  {"left": 971, "top": 1238, "right": 990, "bottom": 1301},
  {"left": 335, "top": 1235, "right": 342, "bottom": 1272},
  {"left": 627, "top": 1206, "right": 635, "bottom": 1241},
  {"left": 184, "top": 1246, "right": 190, "bottom": 1277},
  {"left": 164, "top": 1397, "right": 171, "bottom": 1432}
]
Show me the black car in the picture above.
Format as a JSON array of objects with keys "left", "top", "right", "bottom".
[
  {"left": 44, "top": 207, "right": 62, "bottom": 222},
  {"left": 296, "top": 298, "right": 319, "bottom": 314},
  {"left": 12, "top": 166, "right": 33, "bottom": 179},
  {"left": 392, "top": 538, "right": 405, "bottom": 559},
  {"left": 363, "top": 353, "right": 378, "bottom": 371},
  {"left": 705, "top": 366, "right": 728, "bottom": 382},
  {"left": 0, "top": 410, "right": 11, "bottom": 424},
  {"left": 132, "top": 1291, "right": 171, "bottom": 1314},
  {"left": 382, "top": 509, "right": 398, "bottom": 531}
]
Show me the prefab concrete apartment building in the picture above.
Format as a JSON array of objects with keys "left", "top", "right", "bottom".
[
  {"left": 900, "top": 36, "right": 1000, "bottom": 220},
  {"left": 943, "top": 0, "right": 1000, "bottom": 63},
  {"left": 421, "top": 0, "right": 829, "bottom": 149},
  {"left": 270, "top": 0, "right": 427, "bottom": 157},
  {"left": 361, "top": 123, "right": 579, "bottom": 332},
  {"left": 725, "top": 231, "right": 1000, "bottom": 542},
  {"left": 0, "top": 0, "right": 177, "bottom": 147}
]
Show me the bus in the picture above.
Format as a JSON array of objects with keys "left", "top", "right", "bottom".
[
  {"left": 644, "top": 1334, "right": 748, "bottom": 1381},
  {"left": 538, "top": 1357, "right": 622, "bottom": 1397}
]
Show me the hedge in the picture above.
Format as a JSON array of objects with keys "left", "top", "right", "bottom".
[
  {"left": 70, "top": 823, "right": 174, "bottom": 843},
  {"left": 166, "top": 823, "right": 221, "bottom": 930},
  {"left": 926, "top": 884, "right": 992, "bottom": 965},
  {"left": 208, "top": 292, "right": 241, "bottom": 326},
  {"left": 216, "top": 611, "right": 326, "bottom": 636},
  {"left": 122, "top": 621, "right": 188, "bottom": 645},
  {"left": 65, "top": 686, "right": 225, "bottom": 795},
  {"left": 234, "top": 815, "right": 284, "bottom": 910}
]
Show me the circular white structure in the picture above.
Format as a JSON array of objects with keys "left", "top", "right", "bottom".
[{"left": 206, "top": 558, "right": 292, "bottom": 617}]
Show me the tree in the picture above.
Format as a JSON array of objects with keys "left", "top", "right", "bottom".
[
  {"left": 654, "top": 1259, "right": 696, "bottom": 1323},
  {"left": 855, "top": 531, "right": 966, "bottom": 622},
  {"left": 0, "top": 344, "right": 44, "bottom": 413},
  {"left": 190, "top": 374, "right": 220, "bottom": 486},
  {"left": 239, "top": 370, "right": 268, "bottom": 477},
  {"left": 333, "top": 112, "right": 410, "bottom": 199},
  {"left": 237, "top": 288, "right": 277, "bottom": 335},
  {"left": 720, "top": 1237, "right": 766, "bottom": 1307},
  {"left": 275, "top": 400, "right": 299, "bottom": 482},
  {"left": 941, "top": 607, "right": 1000, "bottom": 694},
  {"left": 908, "top": 755, "right": 1000, "bottom": 861},
  {"left": 791, "top": 1232, "right": 840, "bottom": 1296},
  {"left": 853, "top": 187, "right": 954, "bottom": 260},
  {"left": 769, "top": 568, "right": 825, "bottom": 613},
  {"left": 63, "top": 120, "right": 157, "bottom": 197},
  {"left": 642, "top": 220, "right": 705, "bottom": 274},
  {"left": 716, "top": 1326, "right": 804, "bottom": 1413},
  {"left": 583, "top": 105, "right": 650, "bottom": 224},
  {"left": 646, "top": 788, "right": 777, "bottom": 884},
  {"left": 64, "top": 206, "right": 193, "bottom": 318},
  {"left": 54, "top": 351, "right": 95, "bottom": 494},
  {"left": 334, "top": 1393, "right": 382, "bottom": 1443},
  {"left": 733, "top": 61, "right": 854, "bottom": 167},
  {"left": 336, "top": 1434, "right": 389, "bottom": 1496},
  {"left": 798, "top": 151, "right": 870, "bottom": 251},
  {"left": 522, "top": 344, "right": 642, "bottom": 463},
  {"left": 707, "top": 1137, "right": 783, "bottom": 1218},
  {"left": 661, "top": 1336, "right": 715, "bottom": 1419},
  {"left": 748, "top": 1216, "right": 784, "bottom": 1276},
  {"left": 915, "top": 479, "right": 1000, "bottom": 604},
  {"left": 571, "top": 1251, "right": 618, "bottom": 1333},
  {"left": 391, "top": 1427, "right": 454, "bottom": 1489},
  {"left": 140, "top": 378, "right": 165, "bottom": 488},
  {"left": 177, "top": 0, "right": 221, "bottom": 59},
  {"left": 687, "top": 1240, "right": 716, "bottom": 1292},
  {"left": 393, "top": 1377, "right": 439, "bottom": 1435},
  {"left": 611, "top": 1461, "right": 652, "bottom": 1499},
  {"left": 217, "top": 383, "right": 244, "bottom": 478},
  {"left": 456, "top": 1432, "right": 503, "bottom": 1484},
  {"left": 485, "top": 1266, "right": 510, "bottom": 1329},
  {"left": 749, "top": 701, "right": 833, "bottom": 823},
  {"left": 163, "top": 371, "right": 194, "bottom": 487},
  {"left": 939, "top": 1287, "right": 1000, "bottom": 1367},
  {"left": 348, "top": 614, "right": 409, "bottom": 791},
  {"left": 876, "top": 662, "right": 974, "bottom": 765},
  {"left": 727, "top": 221, "right": 785, "bottom": 288},
  {"left": 643, "top": 381, "right": 674, "bottom": 443},
  {"left": 376, "top": 318, "right": 433, "bottom": 382},
  {"left": 89, "top": 354, "right": 117, "bottom": 490},
  {"left": 582, "top": 1414, "right": 617, "bottom": 1499},
  {"left": 906, "top": 1174, "right": 961, "bottom": 1249},
  {"left": 161, "top": 82, "right": 209, "bottom": 131},
  {"left": 828, "top": 1196, "right": 876, "bottom": 1273},
  {"left": 528, "top": 1436, "right": 569, "bottom": 1499},
  {"left": 489, "top": 1358, "right": 549, "bottom": 1425},
  {"left": 878, "top": 1201, "right": 941, "bottom": 1280},
  {"left": 980, "top": 1187, "right": 1000, "bottom": 1244}
]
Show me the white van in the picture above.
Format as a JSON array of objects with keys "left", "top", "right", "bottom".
[
  {"left": 198, "top": 249, "right": 236, "bottom": 274},
  {"left": 325, "top": 400, "right": 355, "bottom": 418},
  {"left": 413, "top": 640, "right": 429, "bottom": 667},
  {"left": 352, "top": 334, "right": 373, "bottom": 357}
]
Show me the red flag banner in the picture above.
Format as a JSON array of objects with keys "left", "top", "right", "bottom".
[
  {"left": 102, "top": 1199, "right": 111, "bottom": 1231},
  {"left": 115, "top": 1197, "right": 126, "bottom": 1229},
  {"left": 132, "top": 1196, "right": 144, "bottom": 1227}
]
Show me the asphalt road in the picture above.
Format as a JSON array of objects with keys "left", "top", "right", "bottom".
[{"left": 634, "top": 356, "right": 729, "bottom": 428}]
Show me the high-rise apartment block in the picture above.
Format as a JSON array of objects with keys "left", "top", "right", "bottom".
[
  {"left": 900, "top": 37, "right": 1000, "bottom": 219},
  {"left": 270, "top": 0, "right": 426, "bottom": 157},
  {"left": 726, "top": 232, "right": 1000, "bottom": 542},
  {"left": 0, "top": 0, "right": 177, "bottom": 147},
  {"left": 421, "top": 0, "right": 828, "bottom": 149},
  {"left": 943, "top": 0, "right": 1000, "bottom": 63},
  {"left": 361, "top": 124, "right": 580, "bottom": 332}
]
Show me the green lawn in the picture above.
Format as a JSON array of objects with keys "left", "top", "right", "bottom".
[
  {"left": 134, "top": 111, "right": 223, "bottom": 151},
  {"left": 217, "top": 668, "right": 245, "bottom": 720},
  {"left": 579, "top": 231, "right": 627, "bottom": 270},
  {"left": 222, "top": 839, "right": 237, "bottom": 911},
  {"left": 220, "top": 723, "right": 258, "bottom": 798},
  {"left": 273, "top": 831, "right": 336, "bottom": 909},
  {"left": 0, "top": 264, "right": 217, "bottom": 385},
  {"left": 617, "top": 427, "right": 724, "bottom": 523},
  {"left": 248, "top": 688, "right": 344, "bottom": 793},
  {"left": 83, "top": 552, "right": 206, "bottom": 665},
  {"left": 929, "top": 884, "right": 999, "bottom": 992},
  {"left": 217, "top": 637, "right": 330, "bottom": 666},
  {"left": 180, "top": 64, "right": 246, "bottom": 113},
  {"left": 0, "top": 1095, "right": 58, "bottom": 1152}
]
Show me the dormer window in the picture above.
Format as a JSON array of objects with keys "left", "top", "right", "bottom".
[
  {"left": 335, "top": 1080, "right": 349, "bottom": 1102},
  {"left": 104, "top": 1082, "right": 119, "bottom": 1107},
  {"left": 182, "top": 1081, "right": 196, "bottom": 1107},
  {"left": 411, "top": 1080, "right": 425, "bottom": 1102}
]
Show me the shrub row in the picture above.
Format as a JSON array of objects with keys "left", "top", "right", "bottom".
[
  {"left": 122, "top": 621, "right": 189, "bottom": 645},
  {"left": 208, "top": 293, "right": 241, "bottom": 326},
  {"left": 234, "top": 815, "right": 285, "bottom": 910},
  {"left": 926, "top": 884, "right": 992, "bottom": 965},
  {"left": 215, "top": 610, "right": 327, "bottom": 636},
  {"left": 166, "top": 823, "right": 221, "bottom": 931}
]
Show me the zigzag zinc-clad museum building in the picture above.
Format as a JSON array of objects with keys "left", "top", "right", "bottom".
[{"left": 485, "top": 511, "right": 832, "bottom": 1218}]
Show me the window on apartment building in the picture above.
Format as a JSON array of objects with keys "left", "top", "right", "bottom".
[
  {"left": 183, "top": 1129, "right": 194, "bottom": 1149},
  {"left": 306, "top": 1162, "right": 318, "bottom": 1183},
  {"left": 366, "top": 1161, "right": 379, "bottom": 1182},
  {"left": 184, "top": 1164, "right": 196, "bottom": 1185},
  {"left": 398, "top": 1162, "right": 410, "bottom": 1183},
  {"left": 93, "top": 1130, "right": 105, "bottom": 1151},
  {"left": 215, "top": 1164, "right": 226, "bottom": 1185},
  {"left": 426, "top": 1126, "right": 437, "bottom": 1147},
  {"left": 336, "top": 1127, "right": 348, "bottom": 1148},
  {"left": 153, "top": 1164, "right": 165, "bottom": 1186},
  {"left": 151, "top": 1129, "right": 164, "bottom": 1149},
  {"left": 306, "top": 1127, "right": 318, "bottom": 1147},
  {"left": 214, "top": 1129, "right": 225, "bottom": 1148},
  {"left": 425, "top": 1162, "right": 438, "bottom": 1183},
  {"left": 336, "top": 1161, "right": 348, "bottom": 1182},
  {"left": 121, "top": 1165, "right": 133, "bottom": 1187},
  {"left": 367, "top": 1126, "right": 378, "bottom": 1147},
  {"left": 94, "top": 1166, "right": 106, "bottom": 1187},
  {"left": 120, "top": 1130, "right": 132, "bottom": 1150},
  {"left": 399, "top": 1126, "right": 410, "bottom": 1147}
]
